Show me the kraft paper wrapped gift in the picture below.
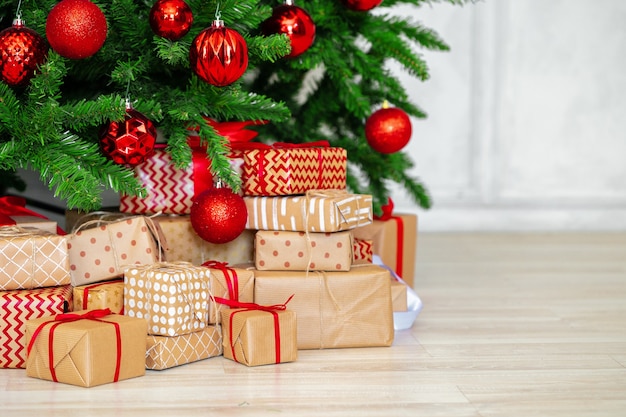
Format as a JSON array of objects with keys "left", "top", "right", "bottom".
[
  {"left": 390, "top": 280, "right": 408, "bottom": 312},
  {"left": 25, "top": 309, "right": 147, "bottom": 388},
  {"left": 245, "top": 189, "right": 372, "bottom": 232},
  {"left": 119, "top": 144, "right": 213, "bottom": 215},
  {"left": 146, "top": 325, "right": 222, "bottom": 370},
  {"left": 154, "top": 215, "right": 254, "bottom": 265},
  {"left": 124, "top": 262, "right": 211, "bottom": 336},
  {"left": 0, "top": 285, "right": 72, "bottom": 369},
  {"left": 241, "top": 144, "right": 347, "bottom": 196},
  {"left": 203, "top": 261, "right": 255, "bottom": 324},
  {"left": 255, "top": 230, "right": 353, "bottom": 271},
  {"left": 68, "top": 216, "right": 164, "bottom": 287},
  {"left": 253, "top": 264, "right": 394, "bottom": 350},
  {"left": 73, "top": 279, "right": 125, "bottom": 314},
  {"left": 352, "top": 213, "right": 417, "bottom": 288},
  {"left": 0, "top": 226, "right": 71, "bottom": 291},
  {"left": 221, "top": 307, "right": 297, "bottom": 367},
  {"left": 4, "top": 216, "right": 58, "bottom": 234}
]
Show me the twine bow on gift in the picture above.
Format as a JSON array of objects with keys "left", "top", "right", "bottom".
[
  {"left": 0, "top": 195, "right": 66, "bottom": 235},
  {"left": 26, "top": 308, "right": 122, "bottom": 383},
  {"left": 217, "top": 295, "right": 294, "bottom": 365}
]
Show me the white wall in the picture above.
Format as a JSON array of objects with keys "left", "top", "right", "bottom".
[{"left": 390, "top": 0, "right": 626, "bottom": 231}]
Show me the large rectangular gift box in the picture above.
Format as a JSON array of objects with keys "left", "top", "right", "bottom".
[
  {"left": 25, "top": 309, "right": 147, "bottom": 388},
  {"left": 124, "top": 262, "right": 211, "bottom": 336},
  {"left": 255, "top": 230, "right": 353, "bottom": 271},
  {"left": 241, "top": 144, "right": 347, "bottom": 196},
  {"left": 119, "top": 144, "right": 213, "bottom": 215},
  {"left": 253, "top": 264, "right": 394, "bottom": 349},
  {"left": 73, "top": 280, "right": 125, "bottom": 314},
  {"left": 0, "top": 285, "right": 72, "bottom": 369},
  {"left": 154, "top": 215, "right": 254, "bottom": 265},
  {"left": 146, "top": 325, "right": 222, "bottom": 370},
  {"left": 68, "top": 216, "right": 164, "bottom": 287},
  {"left": 245, "top": 189, "right": 372, "bottom": 232},
  {"left": 0, "top": 226, "right": 70, "bottom": 291},
  {"left": 221, "top": 307, "right": 297, "bottom": 367},
  {"left": 203, "top": 262, "right": 255, "bottom": 324},
  {"left": 352, "top": 213, "right": 417, "bottom": 288}
]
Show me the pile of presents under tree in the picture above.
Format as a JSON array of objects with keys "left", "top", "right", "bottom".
[{"left": 0, "top": 141, "right": 420, "bottom": 387}]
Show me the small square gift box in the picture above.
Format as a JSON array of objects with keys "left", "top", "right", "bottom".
[
  {"left": 245, "top": 189, "right": 372, "bottom": 232},
  {"left": 72, "top": 279, "right": 125, "bottom": 314},
  {"left": 0, "top": 226, "right": 71, "bottom": 291},
  {"left": 201, "top": 261, "right": 254, "bottom": 324},
  {"left": 254, "top": 230, "right": 354, "bottom": 271},
  {"left": 124, "top": 262, "right": 212, "bottom": 336},
  {"left": 220, "top": 296, "right": 297, "bottom": 367},
  {"left": 25, "top": 309, "right": 147, "bottom": 388},
  {"left": 239, "top": 141, "right": 347, "bottom": 196},
  {"left": 0, "top": 285, "right": 72, "bottom": 369},
  {"left": 67, "top": 215, "right": 165, "bottom": 287}
]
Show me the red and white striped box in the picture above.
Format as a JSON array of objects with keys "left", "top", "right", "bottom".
[{"left": 0, "top": 285, "right": 72, "bottom": 368}]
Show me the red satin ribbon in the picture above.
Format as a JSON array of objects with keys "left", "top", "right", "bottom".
[
  {"left": 202, "top": 260, "right": 239, "bottom": 302},
  {"left": 374, "top": 198, "right": 405, "bottom": 279},
  {"left": 26, "top": 308, "right": 121, "bottom": 382},
  {"left": 81, "top": 280, "right": 124, "bottom": 314},
  {"left": 0, "top": 195, "right": 66, "bottom": 235},
  {"left": 217, "top": 295, "right": 293, "bottom": 365}
]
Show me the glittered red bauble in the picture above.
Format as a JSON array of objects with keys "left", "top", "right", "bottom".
[
  {"left": 261, "top": 2, "right": 315, "bottom": 58},
  {"left": 190, "top": 187, "right": 248, "bottom": 244},
  {"left": 0, "top": 19, "right": 48, "bottom": 87},
  {"left": 149, "top": 0, "right": 194, "bottom": 41},
  {"left": 100, "top": 107, "right": 157, "bottom": 166},
  {"left": 341, "top": 0, "right": 384, "bottom": 12},
  {"left": 46, "top": 0, "right": 107, "bottom": 59},
  {"left": 365, "top": 106, "right": 412, "bottom": 154},
  {"left": 189, "top": 20, "right": 248, "bottom": 87}
]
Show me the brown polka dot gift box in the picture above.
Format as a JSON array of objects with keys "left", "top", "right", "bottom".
[
  {"left": 254, "top": 230, "right": 354, "bottom": 271},
  {"left": 67, "top": 216, "right": 165, "bottom": 287}
]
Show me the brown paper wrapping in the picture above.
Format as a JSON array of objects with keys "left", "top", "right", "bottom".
[
  {"left": 255, "top": 230, "right": 353, "bottom": 271},
  {"left": 25, "top": 311, "right": 147, "bottom": 387},
  {"left": 253, "top": 264, "right": 394, "bottom": 350},
  {"left": 124, "top": 262, "right": 211, "bottom": 336},
  {"left": 68, "top": 216, "right": 164, "bottom": 287},
  {"left": 0, "top": 285, "right": 72, "bottom": 369},
  {"left": 146, "top": 325, "right": 223, "bottom": 370},
  {"left": 352, "top": 214, "right": 417, "bottom": 288},
  {"left": 221, "top": 308, "right": 297, "bottom": 366},
  {"left": 204, "top": 265, "right": 254, "bottom": 324},
  {"left": 154, "top": 215, "right": 254, "bottom": 265},
  {"left": 245, "top": 189, "right": 372, "bottom": 232},
  {"left": 8, "top": 216, "right": 58, "bottom": 234},
  {"left": 72, "top": 280, "right": 125, "bottom": 314},
  {"left": 0, "top": 226, "right": 70, "bottom": 291},
  {"left": 390, "top": 280, "right": 408, "bottom": 312}
]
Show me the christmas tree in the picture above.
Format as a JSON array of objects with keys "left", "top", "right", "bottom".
[{"left": 0, "top": 0, "right": 469, "bottom": 214}]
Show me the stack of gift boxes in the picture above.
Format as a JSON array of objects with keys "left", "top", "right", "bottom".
[{"left": 0, "top": 140, "right": 417, "bottom": 387}]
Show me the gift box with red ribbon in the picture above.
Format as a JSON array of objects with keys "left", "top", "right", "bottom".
[
  {"left": 202, "top": 261, "right": 255, "bottom": 324},
  {"left": 238, "top": 141, "right": 347, "bottom": 196},
  {"left": 220, "top": 296, "right": 297, "bottom": 367},
  {"left": 72, "top": 279, "right": 125, "bottom": 314},
  {"left": 25, "top": 309, "right": 147, "bottom": 387},
  {"left": 0, "top": 285, "right": 72, "bottom": 369}
]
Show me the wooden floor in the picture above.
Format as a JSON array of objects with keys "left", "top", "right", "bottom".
[{"left": 2, "top": 232, "right": 626, "bottom": 416}]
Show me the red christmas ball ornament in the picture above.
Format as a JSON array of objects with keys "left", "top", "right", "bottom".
[
  {"left": 365, "top": 101, "right": 412, "bottom": 154},
  {"left": 46, "top": 0, "right": 107, "bottom": 60},
  {"left": 149, "top": 0, "right": 194, "bottom": 41},
  {"left": 190, "top": 185, "right": 248, "bottom": 244},
  {"left": 261, "top": 0, "right": 315, "bottom": 58},
  {"left": 0, "top": 18, "right": 48, "bottom": 87},
  {"left": 99, "top": 100, "right": 157, "bottom": 166},
  {"left": 189, "top": 19, "right": 248, "bottom": 87},
  {"left": 341, "top": 0, "right": 384, "bottom": 12}
]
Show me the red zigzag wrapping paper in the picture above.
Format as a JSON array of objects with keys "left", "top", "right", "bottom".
[
  {"left": 0, "top": 285, "right": 72, "bottom": 368},
  {"left": 241, "top": 145, "right": 347, "bottom": 196}
]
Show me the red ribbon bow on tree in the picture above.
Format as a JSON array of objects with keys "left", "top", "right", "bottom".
[{"left": 0, "top": 195, "right": 66, "bottom": 235}]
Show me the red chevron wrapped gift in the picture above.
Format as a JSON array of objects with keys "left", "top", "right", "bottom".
[
  {"left": 0, "top": 285, "right": 72, "bottom": 369},
  {"left": 241, "top": 141, "right": 347, "bottom": 196},
  {"left": 119, "top": 143, "right": 213, "bottom": 214},
  {"left": 353, "top": 237, "right": 373, "bottom": 265}
]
